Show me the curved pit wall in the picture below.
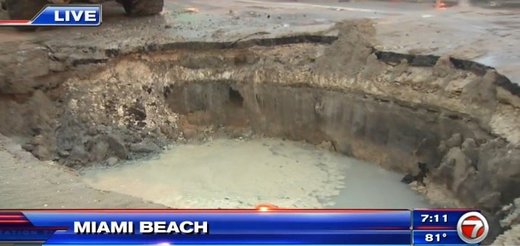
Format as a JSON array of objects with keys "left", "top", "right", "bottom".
[
  {"left": 0, "top": 20, "right": 519, "bottom": 241},
  {"left": 164, "top": 78, "right": 518, "bottom": 212},
  {"left": 167, "top": 81, "right": 479, "bottom": 172}
]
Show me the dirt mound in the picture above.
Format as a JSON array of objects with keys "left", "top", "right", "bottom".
[{"left": 315, "top": 19, "right": 377, "bottom": 77}]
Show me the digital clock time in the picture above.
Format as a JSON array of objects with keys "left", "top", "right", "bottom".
[{"left": 421, "top": 214, "right": 448, "bottom": 223}]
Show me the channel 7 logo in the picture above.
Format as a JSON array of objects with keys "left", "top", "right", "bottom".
[
  {"left": 456, "top": 211, "right": 489, "bottom": 244},
  {"left": 0, "top": 5, "right": 101, "bottom": 27}
]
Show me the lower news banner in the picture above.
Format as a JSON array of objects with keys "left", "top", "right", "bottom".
[{"left": 0, "top": 209, "right": 411, "bottom": 245}]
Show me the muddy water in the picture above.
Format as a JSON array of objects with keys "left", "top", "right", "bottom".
[{"left": 82, "top": 138, "right": 431, "bottom": 209}]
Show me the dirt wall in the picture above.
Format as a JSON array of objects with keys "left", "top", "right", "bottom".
[{"left": 0, "top": 20, "right": 518, "bottom": 242}]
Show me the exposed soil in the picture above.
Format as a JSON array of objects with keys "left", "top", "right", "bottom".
[
  {"left": 0, "top": 134, "right": 163, "bottom": 209},
  {"left": 0, "top": 18, "right": 519, "bottom": 243}
]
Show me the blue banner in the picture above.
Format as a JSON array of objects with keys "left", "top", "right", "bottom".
[
  {"left": 0, "top": 209, "right": 411, "bottom": 245},
  {"left": 0, "top": 209, "right": 486, "bottom": 245},
  {"left": 31, "top": 5, "right": 102, "bottom": 26}
]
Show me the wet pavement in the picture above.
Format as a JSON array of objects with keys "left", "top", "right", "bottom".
[{"left": 0, "top": 0, "right": 519, "bottom": 84}]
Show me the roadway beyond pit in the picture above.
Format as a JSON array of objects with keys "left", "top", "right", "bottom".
[{"left": 0, "top": 19, "right": 519, "bottom": 244}]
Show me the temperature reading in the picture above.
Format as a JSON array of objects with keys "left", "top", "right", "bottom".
[{"left": 425, "top": 233, "right": 447, "bottom": 243}]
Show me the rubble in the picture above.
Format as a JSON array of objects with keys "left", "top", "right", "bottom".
[{"left": 0, "top": 14, "right": 518, "bottom": 241}]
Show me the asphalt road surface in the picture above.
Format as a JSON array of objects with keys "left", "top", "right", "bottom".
[{"left": 0, "top": 0, "right": 519, "bottom": 84}]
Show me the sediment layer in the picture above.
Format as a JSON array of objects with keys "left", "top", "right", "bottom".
[{"left": 0, "top": 21, "right": 518, "bottom": 241}]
